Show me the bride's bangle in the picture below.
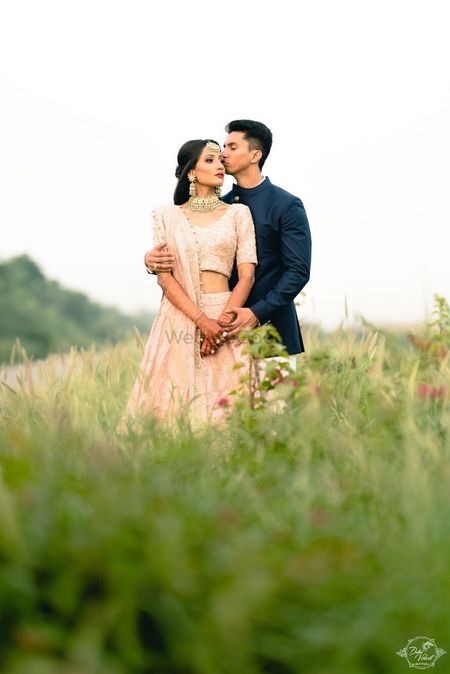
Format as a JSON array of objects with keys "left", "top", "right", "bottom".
[{"left": 193, "top": 310, "right": 204, "bottom": 325}]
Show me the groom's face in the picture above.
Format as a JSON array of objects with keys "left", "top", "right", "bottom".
[{"left": 221, "top": 131, "right": 254, "bottom": 176}]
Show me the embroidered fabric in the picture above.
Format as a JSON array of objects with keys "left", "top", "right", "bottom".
[
  {"left": 120, "top": 204, "right": 258, "bottom": 430},
  {"left": 181, "top": 204, "right": 258, "bottom": 278}
]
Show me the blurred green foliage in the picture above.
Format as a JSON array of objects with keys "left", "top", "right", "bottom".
[
  {"left": 0, "top": 308, "right": 449, "bottom": 673},
  {"left": 0, "top": 255, "right": 154, "bottom": 363}
]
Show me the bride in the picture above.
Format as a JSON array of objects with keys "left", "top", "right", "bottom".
[{"left": 123, "top": 138, "right": 258, "bottom": 428}]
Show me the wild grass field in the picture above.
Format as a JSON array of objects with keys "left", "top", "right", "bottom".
[{"left": 0, "top": 298, "right": 449, "bottom": 674}]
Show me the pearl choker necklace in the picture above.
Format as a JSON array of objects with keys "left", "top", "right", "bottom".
[{"left": 186, "top": 194, "right": 221, "bottom": 213}]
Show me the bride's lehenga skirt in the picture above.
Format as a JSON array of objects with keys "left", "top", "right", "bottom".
[{"left": 122, "top": 291, "right": 254, "bottom": 430}]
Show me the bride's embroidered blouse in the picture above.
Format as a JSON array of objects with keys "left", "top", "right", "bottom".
[{"left": 152, "top": 204, "right": 258, "bottom": 278}]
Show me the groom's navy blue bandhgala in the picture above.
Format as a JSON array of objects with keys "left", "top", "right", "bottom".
[{"left": 223, "top": 178, "right": 312, "bottom": 355}]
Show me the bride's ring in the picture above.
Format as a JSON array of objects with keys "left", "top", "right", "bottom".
[
  {"left": 215, "top": 338, "right": 221, "bottom": 345},
  {"left": 222, "top": 331, "right": 228, "bottom": 338}
]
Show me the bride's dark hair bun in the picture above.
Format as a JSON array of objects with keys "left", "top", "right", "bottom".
[{"left": 175, "top": 166, "right": 182, "bottom": 179}]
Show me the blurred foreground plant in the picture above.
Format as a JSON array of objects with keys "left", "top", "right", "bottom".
[{"left": 0, "top": 301, "right": 449, "bottom": 673}]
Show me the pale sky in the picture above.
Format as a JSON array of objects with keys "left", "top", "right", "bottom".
[{"left": 1, "top": 0, "right": 449, "bottom": 330}]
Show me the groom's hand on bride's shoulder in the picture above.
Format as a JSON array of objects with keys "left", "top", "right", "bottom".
[
  {"left": 222, "top": 307, "right": 259, "bottom": 337},
  {"left": 145, "top": 243, "right": 175, "bottom": 274}
]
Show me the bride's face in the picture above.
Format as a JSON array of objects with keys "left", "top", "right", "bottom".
[{"left": 192, "top": 147, "right": 225, "bottom": 189}]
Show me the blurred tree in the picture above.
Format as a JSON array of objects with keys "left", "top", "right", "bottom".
[{"left": 0, "top": 255, "right": 154, "bottom": 362}]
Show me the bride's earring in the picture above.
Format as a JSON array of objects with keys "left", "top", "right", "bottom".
[
  {"left": 215, "top": 185, "right": 222, "bottom": 196},
  {"left": 188, "top": 173, "right": 197, "bottom": 197}
]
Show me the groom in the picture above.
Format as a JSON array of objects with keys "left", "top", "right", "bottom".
[{"left": 145, "top": 119, "right": 312, "bottom": 355}]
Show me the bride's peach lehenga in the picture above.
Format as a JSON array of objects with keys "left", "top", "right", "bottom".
[{"left": 123, "top": 203, "right": 258, "bottom": 429}]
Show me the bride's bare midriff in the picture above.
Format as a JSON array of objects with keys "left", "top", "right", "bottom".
[{"left": 200, "top": 270, "right": 230, "bottom": 293}]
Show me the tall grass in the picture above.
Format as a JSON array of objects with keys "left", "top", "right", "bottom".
[{"left": 0, "top": 311, "right": 449, "bottom": 673}]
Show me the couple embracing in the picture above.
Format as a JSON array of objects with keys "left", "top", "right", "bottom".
[{"left": 123, "top": 119, "right": 311, "bottom": 429}]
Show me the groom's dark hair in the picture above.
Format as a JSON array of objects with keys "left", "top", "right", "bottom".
[{"left": 225, "top": 119, "right": 273, "bottom": 169}]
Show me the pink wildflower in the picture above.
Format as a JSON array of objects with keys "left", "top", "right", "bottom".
[
  {"left": 430, "top": 385, "right": 447, "bottom": 400},
  {"left": 417, "top": 383, "right": 429, "bottom": 400},
  {"left": 216, "top": 396, "right": 230, "bottom": 407},
  {"left": 417, "top": 383, "right": 447, "bottom": 401}
]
